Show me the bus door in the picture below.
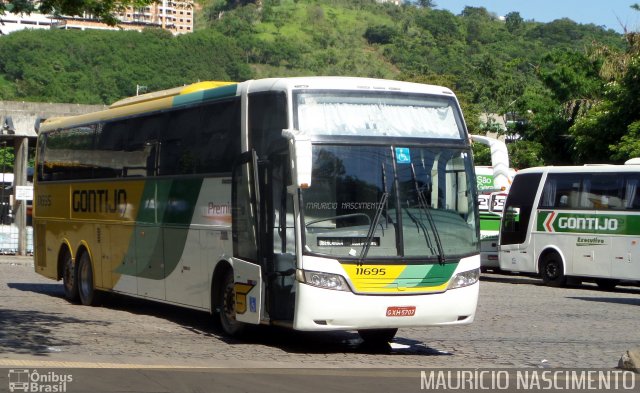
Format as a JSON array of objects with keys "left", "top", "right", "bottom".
[
  {"left": 231, "top": 151, "right": 263, "bottom": 325},
  {"left": 499, "top": 173, "right": 543, "bottom": 271},
  {"left": 262, "top": 150, "right": 296, "bottom": 322}
]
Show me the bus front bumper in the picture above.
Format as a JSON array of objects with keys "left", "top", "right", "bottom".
[{"left": 292, "top": 280, "right": 479, "bottom": 331}]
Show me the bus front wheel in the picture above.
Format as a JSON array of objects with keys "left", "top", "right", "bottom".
[
  {"left": 540, "top": 253, "right": 566, "bottom": 287},
  {"left": 61, "top": 250, "right": 79, "bottom": 303},
  {"left": 217, "top": 269, "right": 246, "bottom": 337}
]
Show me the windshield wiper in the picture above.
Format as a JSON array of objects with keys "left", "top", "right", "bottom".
[
  {"left": 357, "top": 163, "right": 391, "bottom": 265},
  {"left": 410, "top": 163, "right": 446, "bottom": 265},
  {"left": 358, "top": 190, "right": 388, "bottom": 266}
]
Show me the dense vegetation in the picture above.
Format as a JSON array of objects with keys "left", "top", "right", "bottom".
[{"left": 0, "top": 0, "right": 638, "bottom": 168}]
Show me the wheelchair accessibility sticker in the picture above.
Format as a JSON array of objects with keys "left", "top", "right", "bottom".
[{"left": 395, "top": 148, "right": 411, "bottom": 164}]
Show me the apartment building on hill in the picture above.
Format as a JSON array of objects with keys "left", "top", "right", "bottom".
[{"left": 0, "top": 0, "right": 194, "bottom": 35}]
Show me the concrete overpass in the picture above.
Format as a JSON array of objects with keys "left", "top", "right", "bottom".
[{"left": 0, "top": 101, "right": 107, "bottom": 255}]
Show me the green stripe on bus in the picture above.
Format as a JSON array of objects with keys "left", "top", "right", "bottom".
[
  {"left": 537, "top": 210, "right": 640, "bottom": 235},
  {"left": 117, "top": 178, "right": 205, "bottom": 279},
  {"left": 389, "top": 262, "right": 458, "bottom": 288},
  {"left": 172, "top": 84, "right": 238, "bottom": 107}
]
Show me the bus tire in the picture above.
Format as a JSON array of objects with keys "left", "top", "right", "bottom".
[
  {"left": 540, "top": 253, "right": 566, "bottom": 287},
  {"left": 358, "top": 328, "right": 398, "bottom": 345},
  {"left": 217, "top": 269, "right": 245, "bottom": 337},
  {"left": 595, "top": 278, "right": 619, "bottom": 291},
  {"left": 77, "top": 251, "right": 102, "bottom": 306},
  {"left": 61, "top": 249, "right": 79, "bottom": 303}
]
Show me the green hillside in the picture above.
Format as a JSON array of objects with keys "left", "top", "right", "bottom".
[{"left": 0, "top": 0, "right": 636, "bottom": 166}]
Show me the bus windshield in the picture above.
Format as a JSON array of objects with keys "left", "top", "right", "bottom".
[{"left": 302, "top": 145, "right": 478, "bottom": 260}]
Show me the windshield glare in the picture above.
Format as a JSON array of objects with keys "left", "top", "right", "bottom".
[
  {"left": 302, "top": 145, "right": 478, "bottom": 260},
  {"left": 295, "top": 92, "right": 463, "bottom": 139}
]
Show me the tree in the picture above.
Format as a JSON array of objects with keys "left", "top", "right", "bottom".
[
  {"left": 364, "top": 25, "right": 396, "bottom": 45},
  {"left": 0, "top": 146, "right": 15, "bottom": 172},
  {"left": 507, "top": 140, "right": 545, "bottom": 169},
  {"left": 415, "top": 0, "right": 436, "bottom": 8},
  {"left": 505, "top": 11, "right": 523, "bottom": 34}
]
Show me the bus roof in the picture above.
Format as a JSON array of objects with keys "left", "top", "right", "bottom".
[
  {"left": 39, "top": 77, "right": 458, "bottom": 133},
  {"left": 516, "top": 164, "right": 640, "bottom": 175}
]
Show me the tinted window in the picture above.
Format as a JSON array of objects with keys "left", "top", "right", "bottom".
[
  {"left": 539, "top": 173, "right": 626, "bottom": 210},
  {"left": 623, "top": 174, "right": 640, "bottom": 210},
  {"left": 94, "top": 114, "right": 166, "bottom": 178},
  {"left": 538, "top": 173, "right": 583, "bottom": 209},
  {"left": 160, "top": 99, "right": 240, "bottom": 175},
  {"left": 39, "top": 98, "right": 241, "bottom": 181},
  {"left": 41, "top": 126, "right": 95, "bottom": 181},
  {"left": 249, "top": 92, "right": 287, "bottom": 159}
]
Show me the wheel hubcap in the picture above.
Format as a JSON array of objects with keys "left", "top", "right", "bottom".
[{"left": 546, "top": 263, "right": 558, "bottom": 278}]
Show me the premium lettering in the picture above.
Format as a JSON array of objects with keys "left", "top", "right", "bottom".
[{"left": 72, "top": 189, "right": 127, "bottom": 214}]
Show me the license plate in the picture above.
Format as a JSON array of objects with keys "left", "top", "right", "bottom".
[{"left": 386, "top": 306, "right": 416, "bottom": 317}]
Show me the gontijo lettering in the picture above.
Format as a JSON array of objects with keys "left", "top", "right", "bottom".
[
  {"left": 558, "top": 217, "right": 619, "bottom": 231},
  {"left": 539, "top": 211, "right": 630, "bottom": 234},
  {"left": 72, "top": 189, "right": 127, "bottom": 213}
]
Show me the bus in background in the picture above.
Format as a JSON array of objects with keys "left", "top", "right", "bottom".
[
  {"left": 498, "top": 164, "right": 640, "bottom": 289},
  {"left": 33, "top": 77, "right": 480, "bottom": 344},
  {"left": 471, "top": 135, "right": 514, "bottom": 272}
]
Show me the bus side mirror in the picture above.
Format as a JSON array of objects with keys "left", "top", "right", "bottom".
[{"left": 282, "top": 129, "right": 312, "bottom": 189}]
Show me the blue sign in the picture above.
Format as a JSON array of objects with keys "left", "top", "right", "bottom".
[
  {"left": 249, "top": 296, "right": 257, "bottom": 313},
  {"left": 395, "top": 147, "right": 411, "bottom": 164}
]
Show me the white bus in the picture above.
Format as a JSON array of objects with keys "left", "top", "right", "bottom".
[
  {"left": 498, "top": 164, "right": 640, "bottom": 289},
  {"left": 33, "top": 77, "right": 480, "bottom": 344}
]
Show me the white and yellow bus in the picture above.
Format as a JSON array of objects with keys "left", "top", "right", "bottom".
[
  {"left": 33, "top": 77, "right": 480, "bottom": 343},
  {"left": 499, "top": 164, "right": 640, "bottom": 289}
]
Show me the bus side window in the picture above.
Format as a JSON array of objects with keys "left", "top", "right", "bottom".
[
  {"left": 589, "top": 175, "right": 623, "bottom": 210},
  {"left": 160, "top": 98, "right": 240, "bottom": 176},
  {"left": 624, "top": 176, "right": 640, "bottom": 210},
  {"left": 95, "top": 121, "right": 130, "bottom": 178},
  {"left": 540, "top": 173, "right": 588, "bottom": 209}
]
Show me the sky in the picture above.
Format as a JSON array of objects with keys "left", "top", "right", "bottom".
[{"left": 434, "top": 0, "right": 640, "bottom": 33}]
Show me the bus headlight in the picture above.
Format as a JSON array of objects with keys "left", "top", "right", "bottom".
[
  {"left": 297, "top": 269, "right": 351, "bottom": 291},
  {"left": 448, "top": 268, "right": 480, "bottom": 290}
]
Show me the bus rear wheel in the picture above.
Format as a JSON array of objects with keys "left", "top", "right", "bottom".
[
  {"left": 358, "top": 328, "right": 398, "bottom": 345},
  {"left": 77, "top": 252, "right": 101, "bottom": 306},
  {"left": 61, "top": 250, "right": 79, "bottom": 303},
  {"left": 540, "top": 253, "right": 566, "bottom": 287},
  {"left": 217, "top": 269, "right": 246, "bottom": 337}
]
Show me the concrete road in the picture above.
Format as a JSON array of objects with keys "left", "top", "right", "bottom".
[{"left": 0, "top": 256, "right": 639, "bottom": 392}]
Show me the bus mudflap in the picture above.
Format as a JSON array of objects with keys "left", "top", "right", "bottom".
[{"left": 232, "top": 260, "right": 263, "bottom": 325}]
